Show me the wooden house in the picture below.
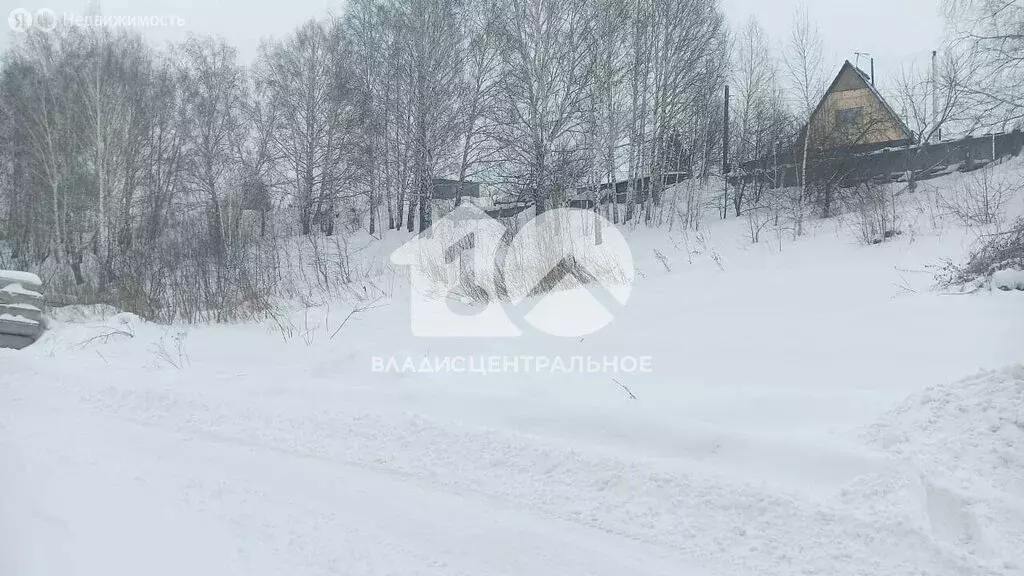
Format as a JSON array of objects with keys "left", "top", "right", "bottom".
[{"left": 801, "top": 60, "right": 914, "bottom": 153}]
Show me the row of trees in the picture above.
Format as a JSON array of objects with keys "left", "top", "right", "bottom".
[
  {"left": 346, "top": 0, "right": 731, "bottom": 227},
  {"left": 0, "top": 0, "right": 1021, "bottom": 319},
  {"left": 0, "top": 0, "right": 730, "bottom": 298}
]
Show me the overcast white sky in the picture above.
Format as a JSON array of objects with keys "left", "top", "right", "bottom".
[
  {"left": 3, "top": 0, "right": 946, "bottom": 88},
  {"left": 723, "top": 0, "right": 947, "bottom": 84},
  {"left": 1, "top": 0, "right": 347, "bottom": 60}
]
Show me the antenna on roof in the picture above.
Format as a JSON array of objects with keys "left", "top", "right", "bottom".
[{"left": 854, "top": 52, "right": 875, "bottom": 85}]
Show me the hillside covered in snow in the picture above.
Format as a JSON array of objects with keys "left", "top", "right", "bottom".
[{"left": 3, "top": 156, "right": 1024, "bottom": 576}]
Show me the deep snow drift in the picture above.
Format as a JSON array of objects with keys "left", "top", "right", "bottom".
[
  {"left": 859, "top": 365, "right": 1024, "bottom": 569},
  {"left": 2, "top": 163, "right": 1024, "bottom": 576}
]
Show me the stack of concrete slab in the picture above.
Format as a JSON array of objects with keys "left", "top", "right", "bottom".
[{"left": 0, "top": 270, "right": 45, "bottom": 350}]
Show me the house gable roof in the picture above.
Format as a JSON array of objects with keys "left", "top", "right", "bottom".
[{"left": 804, "top": 60, "right": 915, "bottom": 144}]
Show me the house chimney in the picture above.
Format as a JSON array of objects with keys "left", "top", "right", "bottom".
[{"left": 870, "top": 58, "right": 875, "bottom": 86}]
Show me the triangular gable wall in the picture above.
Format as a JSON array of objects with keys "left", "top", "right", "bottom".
[{"left": 801, "top": 61, "right": 915, "bottom": 151}]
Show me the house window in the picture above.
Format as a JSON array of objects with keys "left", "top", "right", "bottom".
[{"left": 836, "top": 107, "right": 863, "bottom": 128}]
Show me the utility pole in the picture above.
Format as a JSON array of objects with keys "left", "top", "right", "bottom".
[
  {"left": 932, "top": 50, "right": 939, "bottom": 141},
  {"left": 723, "top": 84, "right": 730, "bottom": 220}
]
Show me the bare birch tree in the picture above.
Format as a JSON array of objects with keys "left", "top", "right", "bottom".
[
  {"left": 499, "top": 0, "right": 594, "bottom": 215},
  {"left": 783, "top": 5, "right": 826, "bottom": 234},
  {"left": 175, "top": 36, "right": 245, "bottom": 257}
]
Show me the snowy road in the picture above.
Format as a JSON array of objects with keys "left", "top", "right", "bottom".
[
  {"left": 2, "top": 368, "right": 710, "bottom": 576},
  {"left": 4, "top": 323, "right": 1018, "bottom": 576}
]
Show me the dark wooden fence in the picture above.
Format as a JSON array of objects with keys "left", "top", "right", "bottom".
[
  {"left": 0, "top": 270, "right": 45, "bottom": 350},
  {"left": 567, "top": 172, "right": 691, "bottom": 209},
  {"left": 733, "top": 131, "right": 1024, "bottom": 190},
  {"left": 471, "top": 132, "right": 1024, "bottom": 220}
]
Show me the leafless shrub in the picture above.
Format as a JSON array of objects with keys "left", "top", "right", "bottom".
[
  {"left": 849, "top": 182, "right": 903, "bottom": 245},
  {"left": 331, "top": 234, "right": 357, "bottom": 285},
  {"left": 937, "top": 166, "right": 1019, "bottom": 226},
  {"left": 76, "top": 324, "right": 136, "bottom": 349},
  {"left": 150, "top": 329, "right": 190, "bottom": 369},
  {"left": 307, "top": 234, "right": 333, "bottom": 295},
  {"left": 668, "top": 180, "right": 706, "bottom": 232},
  {"left": 652, "top": 249, "right": 672, "bottom": 272},
  {"left": 329, "top": 297, "right": 384, "bottom": 340},
  {"left": 777, "top": 185, "right": 813, "bottom": 239},
  {"left": 300, "top": 308, "right": 321, "bottom": 346},
  {"left": 746, "top": 205, "right": 773, "bottom": 244},
  {"left": 892, "top": 275, "right": 918, "bottom": 298},
  {"left": 672, "top": 229, "right": 726, "bottom": 269},
  {"left": 268, "top": 308, "right": 299, "bottom": 343},
  {"left": 709, "top": 249, "right": 725, "bottom": 271},
  {"left": 691, "top": 231, "right": 725, "bottom": 271}
]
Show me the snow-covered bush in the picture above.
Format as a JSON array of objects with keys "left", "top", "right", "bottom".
[{"left": 935, "top": 217, "right": 1024, "bottom": 291}]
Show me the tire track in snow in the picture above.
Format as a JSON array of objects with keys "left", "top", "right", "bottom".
[{"left": 69, "top": 378, "right": 999, "bottom": 576}]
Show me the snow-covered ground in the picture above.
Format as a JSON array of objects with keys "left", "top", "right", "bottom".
[{"left": 2, "top": 164, "right": 1024, "bottom": 576}]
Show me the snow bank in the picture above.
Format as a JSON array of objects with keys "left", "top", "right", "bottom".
[
  {"left": 0, "top": 270, "right": 42, "bottom": 288},
  {"left": 0, "top": 313, "right": 39, "bottom": 326},
  {"left": 0, "top": 283, "right": 43, "bottom": 299},
  {"left": 866, "top": 365, "right": 1024, "bottom": 500},
  {"left": 992, "top": 269, "right": 1024, "bottom": 291},
  {"left": 1, "top": 303, "right": 41, "bottom": 312},
  {"left": 852, "top": 366, "right": 1024, "bottom": 572}
]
